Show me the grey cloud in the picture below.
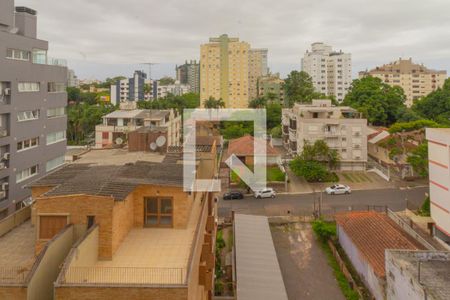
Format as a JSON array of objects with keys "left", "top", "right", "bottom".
[{"left": 17, "top": 0, "right": 450, "bottom": 80}]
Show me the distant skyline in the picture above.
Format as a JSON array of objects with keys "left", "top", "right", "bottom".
[{"left": 18, "top": 0, "right": 450, "bottom": 80}]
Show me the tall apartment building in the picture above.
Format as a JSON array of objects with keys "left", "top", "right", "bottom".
[
  {"left": 257, "top": 73, "right": 284, "bottom": 103},
  {"left": 426, "top": 128, "right": 450, "bottom": 246},
  {"left": 0, "top": 1, "right": 68, "bottom": 218},
  {"left": 282, "top": 100, "right": 367, "bottom": 170},
  {"left": 301, "top": 42, "right": 352, "bottom": 103},
  {"left": 67, "top": 68, "right": 79, "bottom": 87},
  {"left": 110, "top": 70, "right": 147, "bottom": 105},
  {"left": 359, "top": 58, "right": 447, "bottom": 107},
  {"left": 248, "top": 48, "right": 268, "bottom": 100},
  {"left": 176, "top": 60, "right": 200, "bottom": 93},
  {"left": 200, "top": 34, "right": 250, "bottom": 108}
]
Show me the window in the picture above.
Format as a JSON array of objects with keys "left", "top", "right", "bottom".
[
  {"left": 18, "top": 82, "right": 40, "bottom": 92},
  {"left": 17, "top": 110, "right": 39, "bottom": 122},
  {"left": 47, "top": 107, "right": 66, "bottom": 118},
  {"left": 87, "top": 216, "right": 96, "bottom": 229},
  {"left": 16, "top": 165, "right": 38, "bottom": 183},
  {"left": 6, "top": 49, "right": 30, "bottom": 61},
  {"left": 32, "top": 49, "right": 47, "bottom": 64},
  {"left": 144, "top": 197, "right": 173, "bottom": 227},
  {"left": 102, "top": 132, "right": 109, "bottom": 139},
  {"left": 47, "top": 82, "right": 66, "bottom": 93},
  {"left": 46, "top": 131, "right": 66, "bottom": 145},
  {"left": 46, "top": 155, "right": 65, "bottom": 172},
  {"left": 17, "top": 137, "right": 39, "bottom": 151}
]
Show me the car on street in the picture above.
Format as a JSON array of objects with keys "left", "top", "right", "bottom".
[
  {"left": 254, "top": 188, "right": 276, "bottom": 199},
  {"left": 223, "top": 191, "right": 244, "bottom": 200},
  {"left": 325, "top": 184, "right": 351, "bottom": 195}
]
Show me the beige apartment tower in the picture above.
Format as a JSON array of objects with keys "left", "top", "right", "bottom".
[
  {"left": 200, "top": 34, "right": 268, "bottom": 108},
  {"left": 359, "top": 58, "right": 447, "bottom": 107}
]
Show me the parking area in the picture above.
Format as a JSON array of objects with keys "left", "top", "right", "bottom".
[{"left": 270, "top": 222, "right": 345, "bottom": 300}]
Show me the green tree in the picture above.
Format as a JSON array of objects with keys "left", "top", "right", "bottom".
[
  {"left": 266, "top": 102, "right": 282, "bottom": 130},
  {"left": 412, "top": 78, "right": 450, "bottom": 126},
  {"left": 67, "top": 87, "right": 81, "bottom": 102},
  {"left": 158, "top": 76, "right": 176, "bottom": 85},
  {"left": 282, "top": 71, "right": 318, "bottom": 107},
  {"left": 289, "top": 158, "right": 331, "bottom": 182},
  {"left": 203, "top": 97, "right": 225, "bottom": 109},
  {"left": 221, "top": 123, "right": 253, "bottom": 139},
  {"left": 343, "top": 76, "right": 407, "bottom": 126},
  {"left": 407, "top": 143, "right": 429, "bottom": 177},
  {"left": 248, "top": 97, "right": 267, "bottom": 108}
]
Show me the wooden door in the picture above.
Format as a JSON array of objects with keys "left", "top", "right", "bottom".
[{"left": 39, "top": 215, "right": 67, "bottom": 239}]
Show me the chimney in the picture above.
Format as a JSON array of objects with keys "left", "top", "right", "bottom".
[
  {"left": 0, "top": 0, "right": 14, "bottom": 30},
  {"left": 14, "top": 7, "right": 37, "bottom": 38}
]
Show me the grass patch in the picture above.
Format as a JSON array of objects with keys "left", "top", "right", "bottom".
[
  {"left": 267, "top": 166, "right": 286, "bottom": 182},
  {"left": 359, "top": 173, "right": 372, "bottom": 182},
  {"left": 342, "top": 173, "right": 354, "bottom": 182}
]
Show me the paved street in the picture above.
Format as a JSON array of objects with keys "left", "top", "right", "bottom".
[{"left": 218, "top": 186, "right": 429, "bottom": 217}]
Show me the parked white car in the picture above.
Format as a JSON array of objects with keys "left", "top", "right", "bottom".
[
  {"left": 325, "top": 184, "right": 351, "bottom": 195},
  {"left": 254, "top": 188, "right": 276, "bottom": 199}
]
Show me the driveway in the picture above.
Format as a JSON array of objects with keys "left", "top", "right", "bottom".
[{"left": 271, "top": 223, "right": 345, "bottom": 300}]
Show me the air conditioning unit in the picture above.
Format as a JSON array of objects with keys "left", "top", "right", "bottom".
[
  {"left": 1, "top": 182, "right": 8, "bottom": 191},
  {"left": 0, "top": 162, "right": 5, "bottom": 169},
  {"left": 2, "top": 152, "right": 9, "bottom": 161},
  {"left": 4, "top": 88, "right": 11, "bottom": 96},
  {"left": 0, "top": 129, "right": 7, "bottom": 137},
  {"left": 0, "top": 191, "right": 5, "bottom": 199}
]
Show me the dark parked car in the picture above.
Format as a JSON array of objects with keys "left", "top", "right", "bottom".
[{"left": 223, "top": 191, "right": 244, "bottom": 200}]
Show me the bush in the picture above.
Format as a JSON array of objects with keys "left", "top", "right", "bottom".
[
  {"left": 388, "top": 119, "right": 440, "bottom": 134},
  {"left": 290, "top": 158, "right": 337, "bottom": 182},
  {"left": 312, "top": 220, "right": 336, "bottom": 242}
]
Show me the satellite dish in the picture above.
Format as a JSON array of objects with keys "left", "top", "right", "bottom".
[
  {"left": 156, "top": 136, "right": 167, "bottom": 147},
  {"left": 150, "top": 142, "right": 157, "bottom": 151},
  {"left": 115, "top": 137, "right": 124, "bottom": 145}
]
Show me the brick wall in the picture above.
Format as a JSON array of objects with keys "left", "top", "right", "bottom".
[
  {"left": 0, "top": 287, "right": 27, "bottom": 300},
  {"left": 111, "top": 194, "right": 134, "bottom": 255},
  {"left": 55, "top": 286, "right": 188, "bottom": 300},
  {"left": 34, "top": 195, "right": 115, "bottom": 259}
]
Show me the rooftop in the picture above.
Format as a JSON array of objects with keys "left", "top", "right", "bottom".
[
  {"left": 103, "top": 109, "right": 170, "bottom": 120},
  {"left": 387, "top": 250, "right": 450, "bottom": 300},
  {"left": 29, "top": 149, "right": 184, "bottom": 200},
  {"left": 335, "top": 211, "right": 425, "bottom": 277},
  {"left": 226, "top": 135, "right": 279, "bottom": 158}
]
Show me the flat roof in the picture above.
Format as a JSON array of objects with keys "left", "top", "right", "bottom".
[
  {"left": 387, "top": 250, "right": 450, "bottom": 300},
  {"left": 234, "top": 214, "right": 288, "bottom": 300}
]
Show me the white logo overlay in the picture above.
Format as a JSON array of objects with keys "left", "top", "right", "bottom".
[{"left": 183, "top": 109, "right": 267, "bottom": 192}]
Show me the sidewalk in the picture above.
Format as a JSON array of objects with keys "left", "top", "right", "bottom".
[{"left": 286, "top": 167, "right": 313, "bottom": 194}]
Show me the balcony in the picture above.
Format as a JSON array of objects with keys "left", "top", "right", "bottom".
[
  {"left": 324, "top": 130, "right": 339, "bottom": 138},
  {"left": 289, "top": 130, "right": 297, "bottom": 142}
]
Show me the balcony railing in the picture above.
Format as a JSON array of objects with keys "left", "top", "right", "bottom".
[
  {"left": 0, "top": 267, "right": 30, "bottom": 284},
  {"left": 61, "top": 267, "right": 186, "bottom": 285}
]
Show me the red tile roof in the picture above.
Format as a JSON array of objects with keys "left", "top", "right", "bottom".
[
  {"left": 226, "top": 135, "right": 279, "bottom": 158},
  {"left": 335, "top": 211, "right": 425, "bottom": 278}
]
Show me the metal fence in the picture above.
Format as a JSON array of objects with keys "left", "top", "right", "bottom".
[
  {"left": 0, "top": 267, "right": 30, "bottom": 284},
  {"left": 61, "top": 267, "right": 186, "bottom": 285}
]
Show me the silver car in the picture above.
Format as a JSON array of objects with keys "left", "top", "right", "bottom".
[
  {"left": 254, "top": 188, "right": 276, "bottom": 199},
  {"left": 325, "top": 184, "right": 351, "bottom": 195}
]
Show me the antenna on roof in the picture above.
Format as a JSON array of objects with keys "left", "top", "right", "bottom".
[{"left": 142, "top": 62, "right": 159, "bottom": 80}]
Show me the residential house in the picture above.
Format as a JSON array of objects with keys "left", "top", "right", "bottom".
[
  {"left": 225, "top": 135, "right": 280, "bottom": 166},
  {"left": 28, "top": 148, "right": 218, "bottom": 300},
  {"left": 335, "top": 211, "right": 425, "bottom": 300}
]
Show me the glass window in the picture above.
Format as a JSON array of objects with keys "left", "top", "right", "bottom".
[
  {"left": 47, "top": 82, "right": 66, "bottom": 93},
  {"left": 46, "top": 155, "right": 65, "bottom": 172},
  {"left": 16, "top": 165, "right": 39, "bottom": 183},
  {"left": 47, "top": 107, "right": 66, "bottom": 118},
  {"left": 6, "top": 49, "right": 30, "bottom": 61},
  {"left": 144, "top": 197, "right": 173, "bottom": 227},
  {"left": 17, "top": 109, "right": 39, "bottom": 122},
  {"left": 46, "top": 131, "right": 66, "bottom": 145},
  {"left": 32, "top": 49, "right": 47, "bottom": 64},
  {"left": 18, "top": 82, "right": 40, "bottom": 92},
  {"left": 17, "top": 137, "right": 39, "bottom": 152}
]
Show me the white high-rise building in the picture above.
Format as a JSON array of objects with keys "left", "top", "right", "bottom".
[{"left": 301, "top": 42, "right": 352, "bottom": 102}]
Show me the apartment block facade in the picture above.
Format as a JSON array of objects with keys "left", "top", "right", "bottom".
[
  {"left": 248, "top": 48, "right": 268, "bottom": 100},
  {"left": 152, "top": 80, "right": 190, "bottom": 100},
  {"left": 200, "top": 34, "right": 251, "bottom": 108},
  {"left": 0, "top": 1, "right": 67, "bottom": 218},
  {"left": 257, "top": 73, "right": 284, "bottom": 103},
  {"left": 282, "top": 100, "right": 367, "bottom": 170},
  {"left": 426, "top": 128, "right": 450, "bottom": 246},
  {"left": 110, "top": 70, "right": 147, "bottom": 105},
  {"left": 359, "top": 58, "right": 447, "bottom": 107},
  {"left": 176, "top": 60, "right": 200, "bottom": 93},
  {"left": 301, "top": 42, "right": 352, "bottom": 102}
]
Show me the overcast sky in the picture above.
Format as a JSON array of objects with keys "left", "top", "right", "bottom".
[{"left": 18, "top": 0, "right": 450, "bottom": 81}]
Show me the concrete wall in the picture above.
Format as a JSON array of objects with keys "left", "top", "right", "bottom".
[
  {"left": 0, "top": 205, "right": 30, "bottom": 237},
  {"left": 67, "top": 226, "right": 99, "bottom": 268},
  {"left": 55, "top": 286, "right": 188, "bottom": 300},
  {"left": 338, "top": 226, "right": 385, "bottom": 300},
  {"left": 27, "top": 225, "right": 74, "bottom": 300}
]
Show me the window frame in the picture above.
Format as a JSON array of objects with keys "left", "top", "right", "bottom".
[{"left": 143, "top": 197, "right": 173, "bottom": 228}]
